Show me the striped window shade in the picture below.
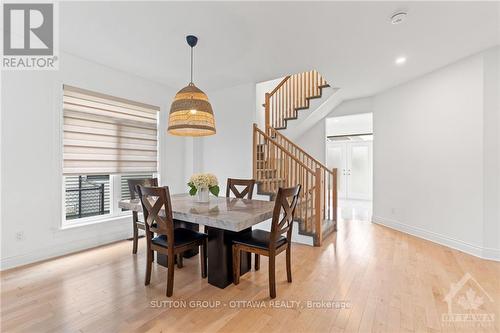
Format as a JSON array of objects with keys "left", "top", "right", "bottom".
[{"left": 63, "top": 85, "right": 159, "bottom": 175}]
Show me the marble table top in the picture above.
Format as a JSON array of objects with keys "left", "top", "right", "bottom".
[{"left": 118, "top": 193, "right": 275, "bottom": 232}]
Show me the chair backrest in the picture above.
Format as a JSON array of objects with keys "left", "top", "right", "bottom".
[
  {"left": 270, "top": 185, "right": 301, "bottom": 248},
  {"left": 226, "top": 178, "right": 255, "bottom": 199},
  {"left": 135, "top": 185, "right": 174, "bottom": 245},
  {"left": 127, "top": 178, "right": 158, "bottom": 199}
]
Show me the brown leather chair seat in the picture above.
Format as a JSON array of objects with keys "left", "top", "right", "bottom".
[{"left": 152, "top": 228, "right": 207, "bottom": 248}]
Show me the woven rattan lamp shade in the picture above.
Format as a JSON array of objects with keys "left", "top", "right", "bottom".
[{"left": 168, "top": 83, "right": 216, "bottom": 136}]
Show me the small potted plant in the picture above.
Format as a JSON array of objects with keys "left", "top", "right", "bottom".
[{"left": 188, "top": 173, "right": 220, "bottom": 203}]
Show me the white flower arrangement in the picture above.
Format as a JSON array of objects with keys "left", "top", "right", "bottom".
[{"left": 188, "top": 173, "right": 220, "bottom": 196}]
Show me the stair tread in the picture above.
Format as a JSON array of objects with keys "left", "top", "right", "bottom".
[
  {"left": 263, "top": 83, "right": 331, "bottom": 130},
  {"left": 254, "top": 79, "right": 335, "bottom": 246}
]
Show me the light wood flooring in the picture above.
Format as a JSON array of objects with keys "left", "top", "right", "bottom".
[{"left": 1, "top": 218, "right": 499, "bottom": 333}]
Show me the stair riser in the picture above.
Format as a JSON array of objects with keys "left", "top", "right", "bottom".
[
  {"left": 268, "top": 83, "right": 330, "bottom": 130},
  {"left": 254, "top": 74, "right": 335, "bottom": 245}
]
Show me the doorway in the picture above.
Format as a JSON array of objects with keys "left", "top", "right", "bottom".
[
  {"left": 326, "top": 139, "right": 372, "bottom": 200},
  {"left": 325, "top": 113, "right": 373, "bottom": 221}
]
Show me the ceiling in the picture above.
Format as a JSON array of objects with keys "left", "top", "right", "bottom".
[{"left": 60, "top": 1, "right": 499, "bottom": 98}]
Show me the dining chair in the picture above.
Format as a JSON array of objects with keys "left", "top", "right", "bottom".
[
  {"left": 225, "top": 178, "right": 260, "bottom": 269},
  {"left": 127, "top": 178, "right": 158, "bottom": 254},
  {"left": 136, "top": 185, "right": 208, "bottom": 297},
  {"left": 231, "top": 185, "right": 301, "bottom": 299},
  {"left": 226, "top": 178, "right": 255, "bottom": 199}
]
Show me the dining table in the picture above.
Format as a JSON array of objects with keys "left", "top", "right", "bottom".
[{"left": 119, "top": 193, "right": 275, "bottom": 289}]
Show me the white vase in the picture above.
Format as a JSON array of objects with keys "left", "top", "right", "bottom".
[{"left": 195, "top": 188, "right": 210, "bottom": 203}]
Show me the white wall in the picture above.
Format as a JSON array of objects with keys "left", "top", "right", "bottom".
[
  {"left": 292, "top": 97, "right": 374, "bottom": 164},
  {"left": 186, "top": 77, "right": 282, "bottom": 193},
  {"left": 1, "top": 52, "right": 185, "bottom": 269},
  {"left": 326, "top": 97, "right": 373, "bottom": 118},
  {"left": 482, "top": 47, "right": 500, "bottom": 257},
  {"left": 326, "top": 113, "right": 373, "bottom": 137},
  {"left": 372, "top": 47, "right": 499, "bottom": 260},
  {"left": 255, "top": 77, "right": 283, "bottom": 129},
  {"left": 200, "top": 83, "right": 256, "bottom": 194},
  {"left": 294, "top": 120, "right": 326, "bottom": 164}
]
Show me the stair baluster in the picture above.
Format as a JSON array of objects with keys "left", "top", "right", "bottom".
[
  {"left": 255, "top": 70, "right": 335, "bottom": 246},
  {"left": 264, "top": 70, "right": 328, "bottom": 131},
  {"left": 253, "top": 124, "right": 337, "bottom": 246}
]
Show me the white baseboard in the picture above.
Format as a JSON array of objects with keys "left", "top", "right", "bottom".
[
  {"left": 0, "top": 230, "right": 132, "bottom": 271},
  {"left": 480, "top": 246, "right": 500, "bottom": 261},
  {"left": 372, "top": 216, "right": 500, "bottom": 262}
]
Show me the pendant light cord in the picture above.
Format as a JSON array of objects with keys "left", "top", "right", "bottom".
[{"left": 190, "top": 46, "right": 194, "bottom": 84}]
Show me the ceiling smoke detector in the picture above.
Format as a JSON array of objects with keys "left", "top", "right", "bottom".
[{"left": 390, "top": 12, "right": 408, "bottom": 25}]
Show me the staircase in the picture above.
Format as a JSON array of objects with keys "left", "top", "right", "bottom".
[
  {"left": 253, "top": 70, "right": 337, "bottom": 246},
  {"left": 264, "top": 70, "right": 330, "bottom": 130}
]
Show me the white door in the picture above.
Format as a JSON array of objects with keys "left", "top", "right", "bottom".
[
  {"left": 326, "top": 142, "right": 347, "bottom": 198},
  {"left": 346, "top": 142, "right": 372, "bottom": 200},
  {"left": 326, "top": 140, "right": 372, "bottom": 200}
]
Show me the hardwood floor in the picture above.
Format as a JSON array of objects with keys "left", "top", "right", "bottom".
[{"left": 1, "top": 218, "right": 499, "bottom": 333}]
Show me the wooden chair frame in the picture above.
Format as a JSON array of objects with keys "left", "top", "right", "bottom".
[
  {"left": 127, "top": 178, "right": 158, "bottom": 254},
  {"left": 226, "top": 178, "right": 255, "bottom": 199},
  {"left": 232, "top": 185, "right": 301, "bottom": 298},
  {"left": 136, "top": 185, "right": 207, "bottom": 297},
  {"left": 226, "top": 178, "right": 260, "bottom": 268}
]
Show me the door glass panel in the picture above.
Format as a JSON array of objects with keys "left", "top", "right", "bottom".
[
  {"left": 326, "top": 144, "right": 345, "bottom": 194},
  {"left": 349, "top": 144, "right": 370, "bottom": 198}
]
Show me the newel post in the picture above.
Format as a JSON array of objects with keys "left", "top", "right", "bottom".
[
  {"left": 253, "top": 124, "right": 257, "bottom": 180},
  {"left": 314, "top": 167, "right": 322, "bottom": 247},
  {"left": 264, "top": 93, "right": 270, "bottom": 132}
]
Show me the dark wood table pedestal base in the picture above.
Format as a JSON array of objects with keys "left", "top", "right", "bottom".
[{"left": 207, "top": 226, "right": 252, "bottom": 289}]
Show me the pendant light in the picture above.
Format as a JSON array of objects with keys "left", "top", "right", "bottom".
[{"left": 168, "top": 35, "right": 216, "bottom": 136}]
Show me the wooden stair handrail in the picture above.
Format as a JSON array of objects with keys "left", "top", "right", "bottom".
[
  {"left": 269, "top": 75, "right": 291, "bottom": 96},
  {"left": 256, "top": 69, "right": 336, "bottom": 247},
  {"left": 264, "top": 70, "right": 329, "bottom": 130},
  {"left": 254, "top": 124, "right": 315, "bottom": 175},
  {"left": 253, "top": 123, "right": 338, "bottom": 247},
  {"left": 265, "top": 76, "right": 291, "bottom": 128},
  {"left": 267, "top": 127, "right": 334, "bottom": 177}
]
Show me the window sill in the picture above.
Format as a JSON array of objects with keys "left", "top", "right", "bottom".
[{"left": 60, "top": 214, "right": 131, "bottom": 230}]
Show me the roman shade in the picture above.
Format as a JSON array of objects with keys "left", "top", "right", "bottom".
[{"left": 63, "top": 85, "right": 159, "bottom": 175}]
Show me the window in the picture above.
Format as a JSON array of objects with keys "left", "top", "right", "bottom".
[
  {"left": 62, "top": 85, "right": 159, "bottom": 225},
  {"left": 65, "top": 175, "right": 110, "bottom": 220}
]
